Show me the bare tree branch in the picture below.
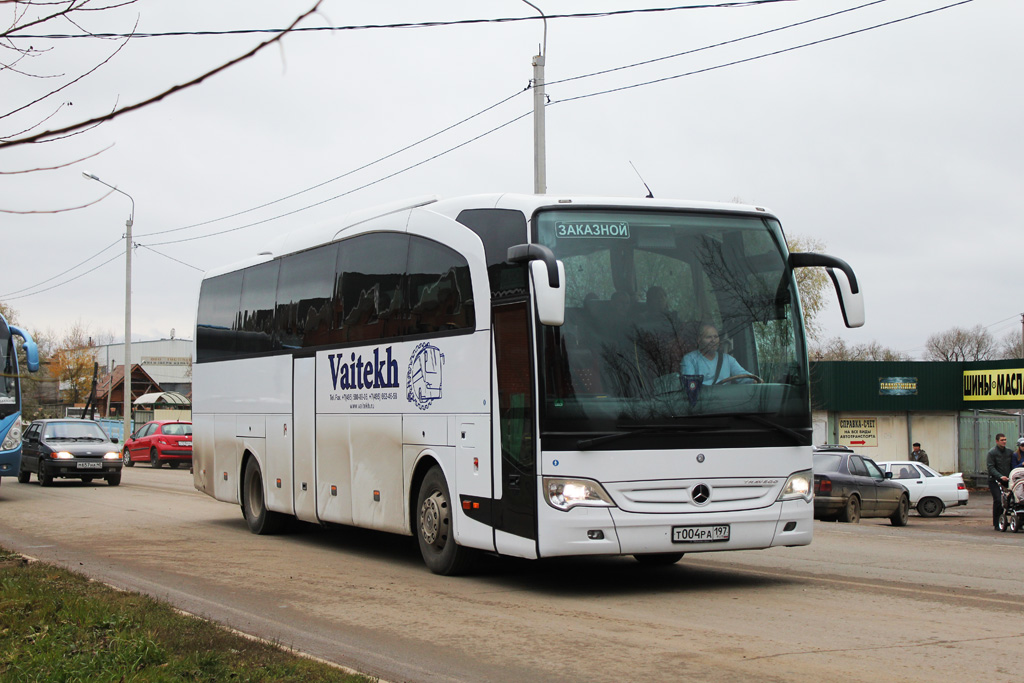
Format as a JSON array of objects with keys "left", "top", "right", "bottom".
[
  {"left": 0, "top": 185, "right": 114, "bottom": 213},
  {"left": 0, "top": 0, "right": 323, "bottom": 148},
  {"left": 0, "top": 142, "right": 112, "bottom": 173}
]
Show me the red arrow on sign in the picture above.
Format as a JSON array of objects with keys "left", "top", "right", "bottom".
[{"left": 850, "top": 440, "right": 866, "bottom": 445}]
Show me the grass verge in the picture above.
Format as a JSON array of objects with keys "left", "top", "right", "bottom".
[{"left": 0, "top": 546, "right": 374, "bottom": 682}]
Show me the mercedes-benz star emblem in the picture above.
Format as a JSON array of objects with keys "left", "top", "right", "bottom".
[{"left": 691, "top": 483, "right": 711, "bottom": 505}]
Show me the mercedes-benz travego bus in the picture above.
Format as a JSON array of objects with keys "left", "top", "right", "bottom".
[
  {"left": 193, "top": 194, "right": 864, "bottom": 574},
  {"left": 1, "top": 312, "right": 39, "bottom": 484}
]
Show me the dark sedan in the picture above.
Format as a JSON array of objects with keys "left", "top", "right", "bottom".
[
  {"left": 18, "top": 419, "right": 122, "bottom": 486},
  {"left": 813, "top": 447, "right": 909, "bottom": 526}
]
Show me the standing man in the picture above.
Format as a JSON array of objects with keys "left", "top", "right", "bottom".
[
  {"left": 909, "top": 442, "right": 929, "bottom": 466},
  {"left": 987, "top": 433, "right": 1013, "bottom": 529}
]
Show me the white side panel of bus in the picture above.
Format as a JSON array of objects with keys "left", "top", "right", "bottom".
[
  {"left": 293, "top": 358, "right": 317, "bottom": 522},
  {"left": 454, "top": 418, "right": 497, "bottom": 552},
  {"left": 213, "top": 414, "right": 239, "bottom": 504},
  {"left": 350, "top": 414, "right": 404, "bottom": 534},
  {"left": 265, "top": 415, "right": 292, "bottom": 515},
  {"left": 192, "top": 414, "right": 213, "bottom": 495},
  {"left": 316, "top": 414, "right": 353, "bottom": 525}
]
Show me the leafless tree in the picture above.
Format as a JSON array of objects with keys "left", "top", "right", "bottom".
[
  {"left": 924, "top": 324, "right": 997, "bottom": 362},
  {"left": 2, "top": 0, "right": 321, "bottom": 211},
  {"left": 998, "top": 329, "right": 1024, "bottom": 360},
  {"left": 811, "top": 336, "right": 910, "bottom": 361},
  {"left": 786, "top": 234, "right": 828, "bottom": 343}
]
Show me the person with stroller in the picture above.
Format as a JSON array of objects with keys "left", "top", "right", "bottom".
[
  {"left": 987, "top": 434, "right": 1014, "bottom": 530},
  {"left": 1013, "top": 437, "right": 1024, "bottom": 472}
]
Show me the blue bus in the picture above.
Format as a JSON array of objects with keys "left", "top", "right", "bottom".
[{"left": 1, "top": 312, "right": 39, "bottom": 483}]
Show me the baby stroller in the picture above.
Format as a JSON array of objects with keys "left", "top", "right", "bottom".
[{"left": 997, "top": 467, "right": 1024, "bottom": 533}]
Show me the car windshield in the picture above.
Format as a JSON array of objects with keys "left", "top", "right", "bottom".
[
  {"left": 43, "top": 422, "right": 109, "bottom": 442},
  {"left": 535, "top": 208, "right": 809, "bottom": 441},
  {"left": 162, "top": 423, "right": 192, "bottom": 436}
]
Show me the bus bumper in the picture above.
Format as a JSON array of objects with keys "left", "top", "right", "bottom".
[{"left": 536, "top": 497, "right": 813, "bottom": 558}]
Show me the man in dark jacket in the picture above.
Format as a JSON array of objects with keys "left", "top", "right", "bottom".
[
  {"left": 910, "top": 442, "right": 929, "bottom": 466},
  {"left": 987, "top": 433, "right": 1014, "bottom": 529}
]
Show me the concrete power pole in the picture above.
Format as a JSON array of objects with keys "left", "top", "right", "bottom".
[{"left": 523, "top": 1, "right": 547, "bottom": 195}]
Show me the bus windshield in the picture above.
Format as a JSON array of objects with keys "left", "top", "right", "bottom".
[
  {"left": 0, "top": 320, "right": 17, "bottom": 417},
  {"left": 535, "top": 208, "right": 808, "bottom": 441}
]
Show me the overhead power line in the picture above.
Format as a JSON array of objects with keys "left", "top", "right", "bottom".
[{"left": 9, "top": 1, "right": 802, "bottom": 39}]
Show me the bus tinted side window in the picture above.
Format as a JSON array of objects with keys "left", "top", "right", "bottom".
[
  {"left": 336, "top": 233, "right": 410, "bottom": 344},
  {"left": 275, "top": 243, "right": 339, "bottom": 350},
  {"left": 196, "top": 271, "right": 242, "bottom": 362},
  {"left": 408, "top": 235, "right": 475, "bottom": 334},
  {"left": 239, "top": 260, "right": 280, "bottom": 355},
  {"left": 455, "top": 208, "right": 528, "bottom": 300}
]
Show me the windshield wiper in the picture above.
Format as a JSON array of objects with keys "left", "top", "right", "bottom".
[{"left": 577, "top": 423, "right": 715, "bottom": 450}]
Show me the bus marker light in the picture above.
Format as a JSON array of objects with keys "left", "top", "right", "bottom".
[
  {"left": 223, "top": 472, "right": 228, "bottom": 481},
  {"left": 276, "top": 478, "right": 282, "bottom": 488},
  {"left": 373, "top": 490, "right": 380, "bottom": 501},
  {"left": 331, "top": 485, "right": 337, "bottom": 496},
  {"left": 463, "top": 500, "right": 471, "bottom": 510}
]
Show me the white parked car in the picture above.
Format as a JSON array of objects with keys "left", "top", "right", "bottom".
[{"left": 876, "top": 461, "right": 968, "bottom": 517}]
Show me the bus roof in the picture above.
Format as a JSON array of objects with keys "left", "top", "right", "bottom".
[{"left": 201, "top": 193, "right": 779, "bottom": 280}]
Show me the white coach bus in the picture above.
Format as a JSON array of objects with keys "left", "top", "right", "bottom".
[{"left": 193, "top": 193, "right": 864, "bottom": 574}]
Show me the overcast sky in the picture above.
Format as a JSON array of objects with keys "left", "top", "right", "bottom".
[{"left": 3, "top": 0, "right": 1020, "bottom": 358}]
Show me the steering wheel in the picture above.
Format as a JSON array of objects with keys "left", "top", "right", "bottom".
[{"left": 715, "top": 373, "right": 763, "bottom": 385}]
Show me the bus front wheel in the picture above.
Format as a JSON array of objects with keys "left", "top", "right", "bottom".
[
  {"left": 416, "top": 466, "right": 476, "bottom": 576},
  {"left": 242, "top": 459, "right": 286, "bottom": 535}
]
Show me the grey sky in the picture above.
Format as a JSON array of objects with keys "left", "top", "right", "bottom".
[{"left": 3, "top": 0, "right": 1020, "bottom": 357}]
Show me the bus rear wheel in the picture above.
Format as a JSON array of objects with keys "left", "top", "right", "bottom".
[
  {"left": 242, "top": 458, "right": 286, "bottom": 535},
  {"left": 416, "top": 466, "right": 476, "bottom": 576}
]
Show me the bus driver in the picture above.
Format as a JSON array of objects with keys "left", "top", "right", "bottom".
[{"left": 681, "top": 323, "right": 751, "bottom": 385}]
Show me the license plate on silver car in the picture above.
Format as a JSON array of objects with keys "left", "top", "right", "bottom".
[
  {"left": 76, "top": 461, "right": 102, "bottom": 469},
  {"left": 672, "top": 525, "right": 730, "bottom": 543}
]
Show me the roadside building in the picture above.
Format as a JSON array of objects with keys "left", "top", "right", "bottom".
[
  {"left": 811, "top": 360, "right": 1024, "bottom": 486},
  {"left": 86, "top": 338, "right": 192, "bottom": 395}
]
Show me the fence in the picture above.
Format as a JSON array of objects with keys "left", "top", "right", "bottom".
[{"left": 958, "top": 410, "right": 1023, "bottom": 486}]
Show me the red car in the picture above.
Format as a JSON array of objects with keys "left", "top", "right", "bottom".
[{"left": 122, "top": 420, "right": 192, "bottom": 469}]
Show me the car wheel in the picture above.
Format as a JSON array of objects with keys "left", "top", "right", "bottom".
[
  {"left": 633, "top": 553, "right": 685, "bottom": 566},
  {"left": 416, "top": 465, "right": 477, "bottom": 575},
  {"left": 242, "top": 458, "right": 286, "bottom": 534},
  {"left": 916, "top": 497, "right": 943, "bottom": 518},
  {"left": 38, "top": 460, "right": 52, "bottom": 487},
  {"left": 16, "top": 466, "right": 30, "bottom": 484},
  {"left": 107, "top": 471, "right": 121, "bottom": 486},
  {"left": 839, "top": 495, "right": 861, "bottom": 524},
  {"left": 150, "top": 448, "right": 162, "bottom": 468},
  {"left": 122, "top": 448, "right": 134, "bottom": 467},
  {"left": 889, "top": 494, "right": 910, "bottom": 527}
]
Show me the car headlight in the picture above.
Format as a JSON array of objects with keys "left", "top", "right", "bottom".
[
  {"left": 778, "top": 469, "right": 813, "bottom": 502},
  {"left": 544, "top": 477, "right": 615, "bottom": 511},
  {"left": 52, "top": 451, "right": 74, "bottom": 459},
  {"left": 103, "top": 452, "right": 120, "bottom": 460},
  {"left": 1, "top": 424, "right": 21, "bottom": 451}
]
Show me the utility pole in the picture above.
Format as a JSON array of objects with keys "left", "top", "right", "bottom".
[{"left": 523, "top": 1, "right": 547, "bottom": 195}]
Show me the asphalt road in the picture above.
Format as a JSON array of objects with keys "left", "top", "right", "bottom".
[{"left": 1, "top": 466, "right": 1022, "bottom": 682}]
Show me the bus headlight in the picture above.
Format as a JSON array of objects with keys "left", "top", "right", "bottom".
[
  {"left": 778, "top": 469, "right": 813, "bottom": 502},
  {"left": 544, "top": 477, "right": 615, "bottom": 511},
  {"left": 1, "top": 424, "right": 20, "bottom": 450}
]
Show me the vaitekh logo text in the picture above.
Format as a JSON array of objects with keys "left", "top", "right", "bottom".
[{"left": 328, "top": 347, "right": 400, "bottom": 390}]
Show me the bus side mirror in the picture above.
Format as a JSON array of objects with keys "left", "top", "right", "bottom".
[
  {"left": 9, "top": 325, "right": 40, "bottom": 372},
  {"left": 508, "top": 244, "right": 565, "bottom": 326},
  {"left": 788, "top": 252, "right": 864, "bottom": 328}
]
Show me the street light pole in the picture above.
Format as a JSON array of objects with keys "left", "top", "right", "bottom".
[{"left": 82, "top": 172, "right": 134, "bottom": 443}]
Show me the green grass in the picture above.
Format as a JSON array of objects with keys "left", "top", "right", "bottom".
[{"left": 0, "top": 547, "right": 373, "bottom": 682}]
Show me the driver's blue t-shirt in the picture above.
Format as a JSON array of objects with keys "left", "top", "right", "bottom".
[{"left": 680, "top": 351, "right": 749, "bottom": 385}]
